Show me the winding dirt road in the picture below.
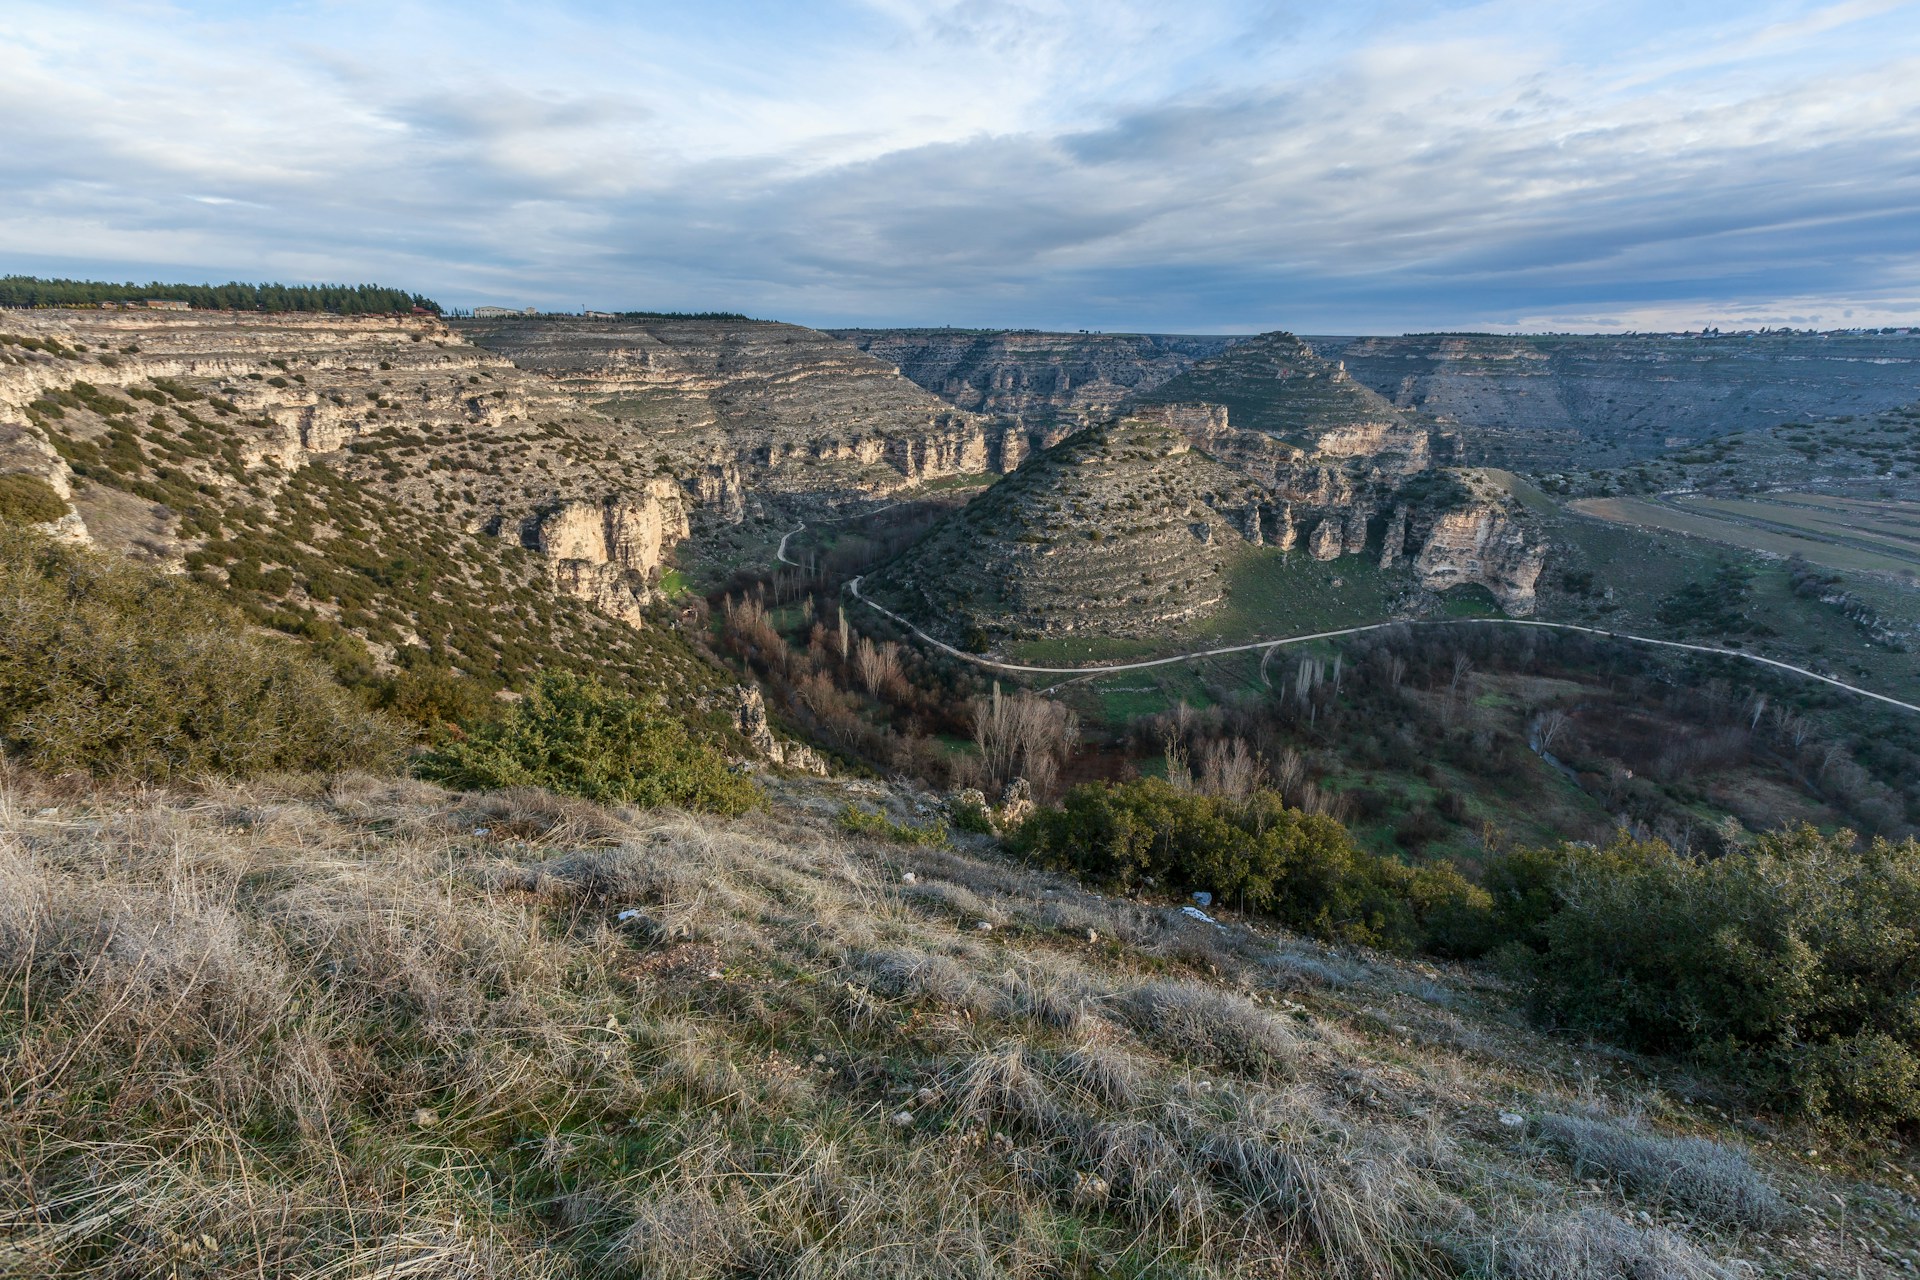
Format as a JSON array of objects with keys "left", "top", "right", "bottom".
[{"left": 845, "top": 576, "right": 1920, "bottom": 715}]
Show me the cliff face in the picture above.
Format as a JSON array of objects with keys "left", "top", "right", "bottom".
[
  {"left": 1410, "top": 503, "right": 1547, "bottom": 612},
  {"left": 830, "top": 329, "right": 1235, "bottom": 433},
  {"left": 1128, "top": 332, "right": 1415, "bottom": 448},
  {"left": 0, "top": 308, "right": 754, "bottom": 700},
  {"left": 529, "top": 481, "right": 692, "bottom": 625},
  {"left": 458, "top": 316, "right": 1029, "bottom": 502},
  {"left": 870, "top": 398, "right": 1552, "bottom": 649},
  {"left": 1318, "top": 331, "right": 1920, "bottom": 468}
]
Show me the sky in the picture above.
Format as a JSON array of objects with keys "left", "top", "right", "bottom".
[{"left": 3, "top": 0, "right": 1918, "bottom": 333}]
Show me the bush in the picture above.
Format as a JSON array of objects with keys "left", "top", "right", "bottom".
[
  {"left": 417, "top": 671, "right": 760, "bottom": 816},
  {"left": 1487, "top": 826, "right": 1920, "bottom": 1135},
  {"left": 950, "top": 796, "right": 995, "bottom": 834},
  {"left": 1010, "top": 778, "right": 1490, "bottom": 952},
  {"left": 838, "top": 803, "right": 950, "bottom": 848},
  {"left": 0, "top": 473, "right": 68, "bottom": 525},
  {"left": 0, "top": 525, "right": 404, "bottom": 778}
]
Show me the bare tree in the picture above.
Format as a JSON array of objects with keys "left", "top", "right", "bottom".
[
  {"left": 1532, "top": 708, "right": 1571, "bottom": 755},
  {"left": 1770, "top": 705, "right": 1813, "bottom": 749},
  {"left": 1162, "top": 729, "right": 1192, "bottom": 791},
  {"left": 1199, "top": 737, "right": 1265, "bottom": 804},
  {"left": 853, "top": 636, "right": 901, "bottom": 696},
  {"left": 1270, "top": 746, "right": 1306, "bottom": 802},
  {"left": 971, "top": 684, "right": 1081, "bottom": 797},
  {"left": 1449, "top": 651, "right": 1475, "bottom": 700}
]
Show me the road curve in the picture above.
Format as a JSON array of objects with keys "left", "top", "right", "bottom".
[
  {"left": 775, "top": 523, "right": 806, "bottom": 568},
  {"left": 845, "top": 576, "right": 1920, "bottom": 715}
]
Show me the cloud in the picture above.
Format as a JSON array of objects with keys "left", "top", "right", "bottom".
[{"left": 1, "top": 0, "right": 1916, "bottom": 330}]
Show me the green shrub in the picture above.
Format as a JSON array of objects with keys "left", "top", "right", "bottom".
[
  {"left": 839, "top": 803, "right": 950, "bottom": 848},
  {"left": 1010, "top": 778, "right": 1489, "bottom": 953},
  {"left": 1487, "top": 826, "right": 1920, "bottom": 1135},
  {"left": 950, "top": 796, "right": 995, "bottom": 835},
  {"left": 0, "top": 525, "right": 404, "bottom": 779},
  {"left": 418, "top": 671, "right": 759, "bottom": 816},
  {"left": 0, "top": 474, "right": 69, "bottom": 525},
  {"left": 373, "top": 662, "right": 495, "bottom": 732}
]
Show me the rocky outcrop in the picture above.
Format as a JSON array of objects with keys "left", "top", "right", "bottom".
[
  {"left": 530, "top": 481, "right": 691, "bottom": 626},
  {"left": 732, "top": 684, "right": 829, "bottom": 774},
  {"left": 689, "top": 458, "right": 747, "bottom": 523},
  {"left": 1412, "top": 504, "right": 1547, "bottom": 613},
  {"left": 1342, "top": 501, "right": 1373, "bottom": 556},
  {"left": 1309, "top": 517, "right": 1343, "bottom": 561},
  {"left": 1272, "top": 503, "right": 1298, "bottom": 553},
  {"left": 1378, "top": 506, "right": 1408, "bottom": 568}
]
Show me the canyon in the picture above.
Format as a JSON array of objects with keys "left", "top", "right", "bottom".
[{"left": 8, "top": 307, "right": 1914, "bottom": 688}]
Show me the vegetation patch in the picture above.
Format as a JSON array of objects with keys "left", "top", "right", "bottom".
[
  {"left": 0, "top": 473, "right": 69, "bottom": 525},
  {"left": 418, "top": 671, "right": 760, "bottom": 815},
  {"left": 1487, "top": 825, "right": 1920, "bottom": 1135},
  {"left": 0, "top": 525, "right": 402, "bottom": 778}
]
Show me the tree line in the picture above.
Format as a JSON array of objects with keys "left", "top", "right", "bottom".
[{"left": 0, "top": 276, "right": 440, "bottom": 315}]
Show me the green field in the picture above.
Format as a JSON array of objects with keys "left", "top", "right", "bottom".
[
  {"left": 1195, "top": 548, "right": 1403, "bottom": 641},
  {"left": 1571, "top": 494, "right": 1920, "bottom": 577},
  {"left": 1544, "top": 502, "right": 1920, "bottom": 701}
]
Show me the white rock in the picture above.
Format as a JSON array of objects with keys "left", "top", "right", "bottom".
[
  {"left": 891, "top": 1110, "right": 915, "bottom": 1127},
  {"left": 902, "top": 872, "right": 917, "bottom": 884},
  {"left": 1180, "top": 905, "right": 1216, "bottom": 924},
  {"left": 974, "top": 920, "right": 994, "bottom": 932},
  {"left": 1499, "top": 1112, "right": 1526, "bottom": 1128}
]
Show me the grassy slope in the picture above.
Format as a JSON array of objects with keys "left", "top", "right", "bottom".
[{"left": 3, "top": 772, "right": 1908, "bottom": 1279}]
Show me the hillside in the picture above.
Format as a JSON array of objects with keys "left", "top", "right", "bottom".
[
  {"left": 867, "top": 406, "right": 1547, "bottom": 653},
  {"left": 0, "top": 308, "right": 1043, "bottom": 718},
  {"left": 459, "top": 315, "right": 1030, "bottom": 497},
  {"left": 3, "top": 770, "right": 1906, "bottom": 1279},
  {"left": 832, "top": 328, "right": 1235, "bottom": 438},
  {"left": 867, "top": 416, "right": 1271, "bottom": 644},
  {"left": 1128, "top": 332, "right": 1424, "bottom": 449},
  {"left": 1318, "top": 331, "right": 1920, "bottom": 469}
]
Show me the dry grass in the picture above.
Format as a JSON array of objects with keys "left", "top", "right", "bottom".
[
  {"left": 0, "top": 771, "right": 1880, "bottom": 1278},
  {"left": 1535, "top": 1112, "right": 1791, "bottom": 1231}
]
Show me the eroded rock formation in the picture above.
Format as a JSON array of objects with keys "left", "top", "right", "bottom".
[
  {"left": 1412, "top": 504, "right": 1547, "bottom": 612},
  {"left": 529, "top": 481, "right": 691, "bottom": 625}
]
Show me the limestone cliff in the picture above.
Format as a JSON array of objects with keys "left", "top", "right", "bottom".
[
  {"left": 457, "top": 316, "right": 1031, "bottom": 503},
  {"left": 529, "top": 481, "right": 691, "bottom": 625},
  {"left": 1319, "top": 330, "right": 1920, "bottom": 468},
  {"left": 1411, "top": 502, "right": 1547, "bottom": 613}
]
